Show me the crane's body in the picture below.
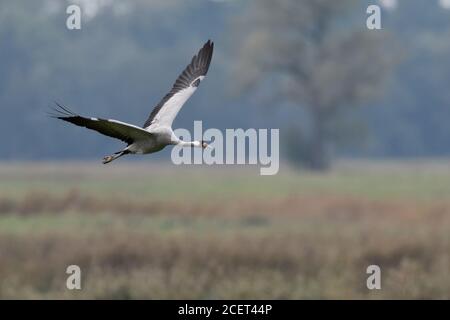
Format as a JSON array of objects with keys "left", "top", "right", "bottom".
[{"left": 51, "top": 40, "right": 214, "bottom": 164}]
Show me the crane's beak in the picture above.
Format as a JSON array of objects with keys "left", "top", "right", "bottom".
[{"left": 202, "top": 141, "right": 213, "bottom": 150}]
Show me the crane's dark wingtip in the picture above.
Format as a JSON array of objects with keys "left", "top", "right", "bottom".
[
  {"left": 198, "top": 40, "right": 214, "bottom": 72},
  {"left": 47, "top": 101, "right": 80, "bottom": 122},
  {"left": 46, "top": 111, "right": 62, "bottom": 119},
  {"left": 51, "top": 101, "right": 78, "bottom": 117},
  {"left": 205, "top": 39, "right": 214, "bottom": 48}
]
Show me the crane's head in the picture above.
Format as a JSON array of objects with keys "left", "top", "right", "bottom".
[
  {"left": 201, "top": 140, "right": 211, "bottom": 149},
  {"left": 191, "top": 140, "right": 212, "bottom": 149}
]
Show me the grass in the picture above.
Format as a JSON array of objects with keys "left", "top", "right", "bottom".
[{"left": 0, "top": 161, "right": 449, "bottom": 299}]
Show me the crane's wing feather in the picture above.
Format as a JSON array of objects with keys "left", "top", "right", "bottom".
[
  {"left": 52, "top": 103, "right": 153, "bottom": 144},
  {"left": 143, "top": 40, "right": 214, "bottom": 129}
]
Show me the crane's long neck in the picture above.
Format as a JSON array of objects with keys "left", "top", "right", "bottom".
[
  {"left": 170, "top": 133, "right": 201, "bottom": 147},
  {"left": 176, "top": 140, "right": 201, "bottom": 148}
]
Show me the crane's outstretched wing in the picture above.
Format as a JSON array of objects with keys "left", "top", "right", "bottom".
[
  {"left": 51, "top": 103, "right": 153, "bottom": 144},
  {"left": 143, "top": 40, "right": 214, "bottom": 129}
]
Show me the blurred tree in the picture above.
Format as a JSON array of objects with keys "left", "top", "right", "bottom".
[{"left": 233, "top": 0, "right": 396, "bottom": 169}]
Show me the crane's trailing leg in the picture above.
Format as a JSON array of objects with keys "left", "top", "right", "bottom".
[{"left": 102, "top": 150, "right": 130, "bottom": 164}]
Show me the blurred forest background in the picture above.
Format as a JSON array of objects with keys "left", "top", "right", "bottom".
[
  {"left": 0, "top": 0, "right": 449, "bottom": 299},
  {"left": 1, "top": 0, "right": 450, "bottom": 169}
]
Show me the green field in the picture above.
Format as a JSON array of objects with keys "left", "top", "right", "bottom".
[{"left": 0, "top": 162, "right": 449, "bottom": 299}]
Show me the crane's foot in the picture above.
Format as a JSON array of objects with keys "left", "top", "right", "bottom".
[
  {"left": 102, "top": 155, "right": 114, "bottom": 164},
  {"left": 102, "top": 150, "right": 129, "bottom": 164}
]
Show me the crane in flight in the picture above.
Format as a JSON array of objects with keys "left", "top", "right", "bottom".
[{"left": 51, "top": 40, "right": 214, "bottom": 164}]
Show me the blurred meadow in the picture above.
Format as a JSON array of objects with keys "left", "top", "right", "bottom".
[{"left": 0, "top": 162, "right": 448, "bottom": 299}]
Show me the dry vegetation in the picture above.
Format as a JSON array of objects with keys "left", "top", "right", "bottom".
[{"left": 0, "top": 162, "right": 448, "bottom": 299}]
